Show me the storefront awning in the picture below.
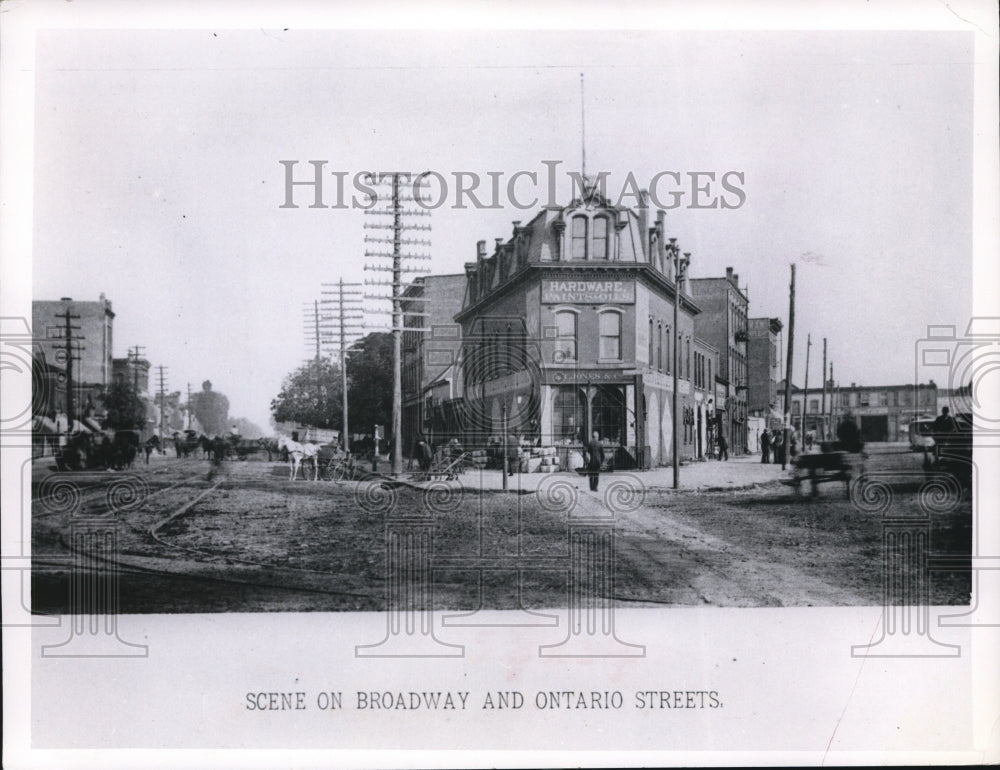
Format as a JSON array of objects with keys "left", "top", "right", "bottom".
[
  {"left": 83, "top": 417, "right": 103, "bottom": 432},
  {"left": 70, "top": 419, "right": 91, "bottom": 434}
]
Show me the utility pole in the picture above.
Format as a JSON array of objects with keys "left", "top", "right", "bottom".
[
  {"left": 363, "top": 172, "right": 432, "bottom": 476},
  {"left": 782, "top": 264, "right": 795, "bottom": 471},
  {"left": 830, "top": 362, "right": 837, "bottom": 432},
  {"left": 821, "top": 338, "right": 828, "bottom": 440},
  {"left": 128, "top": 345, "right": 146, "bottom": 433},
  {"left": 668, "top": 237, "right": 685, "bottom": 489},
  {"left": 803, "top": 333, "right": 811, "bottom": 437},
  {"left": 156, "top": 365, "right": 168, "bottom": 441},
  {"left": 55, "top": 308, "right": 83, "bottom": 425},
  {"left": 186, "top": 382, "right": 193, "bottom": 430},
  {"left": 321, "top": 278, "right": 364, "bottom": 454}
]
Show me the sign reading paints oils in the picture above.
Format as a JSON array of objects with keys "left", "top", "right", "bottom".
[{"left": 541, "top": 279, "right": 635, "bottom": 304}]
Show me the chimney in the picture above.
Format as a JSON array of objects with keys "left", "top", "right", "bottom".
[
  {"left": 495, "top": 238, "right": 504, "bottom": 251},
  {"left": 732, "top": 272, "right": 739, "bottom": 287},
  {"left": 476, "top": 240, "right": 487, "bottom": 263},
  {"left": 655, "top": 210, "right": 666, "bottom": 273},
  {"left": 638, "top": 190, "right": 650, "bottom": 260},
  {"left": 725, "top": 267, "right": 733, "bottom": 282}
]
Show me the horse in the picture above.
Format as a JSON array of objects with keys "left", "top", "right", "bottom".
[
  {"left": 277, "top": 435, "right": 320, "bottom": 480},
  {"left": 110, "top": 430, "right": 140, "bottom": 470},
  {"left": 143, "top": 435, "right": 160, "bottom": 464}
]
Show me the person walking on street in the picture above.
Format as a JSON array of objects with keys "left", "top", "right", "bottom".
[
  {"left": 506, "top": 434, "right": 520, "bottom": 477},
  {"left": 415, "top": 436, "right": 433, "bottom": 479},
  {"left": 717, "top": 432, "right": 729, "bottom": 461},
  {"left": 584, "top": 431, "right": 605, "bottom": 491},
  {"left": 760, "top": 429, "right": 771, "bottom": 463}
]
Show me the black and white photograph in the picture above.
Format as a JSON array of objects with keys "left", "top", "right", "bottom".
[{"left": 2, "top": 1, "right": 998, "bottom": 767}]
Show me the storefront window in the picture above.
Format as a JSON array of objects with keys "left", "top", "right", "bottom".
[
  {"left": 554, "top": 311, "right": 577, "bottom": 362},
  {"left": 553, "top": 386, "right": 585, "bottom": 442},
  {"left": 592, "top": 385, "right": 626, "bottom": 445},
  {"left": 599, "top": 311, "right": 621, "bottom": 360}
]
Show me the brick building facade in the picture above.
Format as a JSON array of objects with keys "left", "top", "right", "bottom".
[{"left": 690, "top": 269, "right": 749, "bottom": 454}]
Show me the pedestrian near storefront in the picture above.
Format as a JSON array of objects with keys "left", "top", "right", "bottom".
[
  {"left": 717, "top": 433, "right": 729, "bottom": 461},
  {"left": 760, "top": 429, "right": 771, "bottom": 463},
  {"left": 772, "top": 431, "right": 784, "bottom": 464},
  {"left": 583, "top": 431, "right": 605, "bottom": 492}
]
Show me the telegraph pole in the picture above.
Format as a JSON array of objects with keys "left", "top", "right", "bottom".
[
  {"left": 186, "top": 382, "right": 193, "bottom": 430},
  {"left": 128, "top": 345, "right": 146, "bottom": 433},
  {"left": 781, "top": 264, "right": 795, "bottom": 471},
  {"left": 803, "top": 333, "right": 811, "bottom": 437},
  {"left": 157, "top": 365, "right": 168, "bottom": 440},
  {"left": 821, "top": 338, "right": 828, "bottom": 440},
  {"left": 363, "top": 172, "right": 432, "bottom": 476},
  {"left": 55, "top": 308, "right": 82, "bottom": 425},
  {"left": 321, "top": 278, "right": 364, "bottom": 454}
]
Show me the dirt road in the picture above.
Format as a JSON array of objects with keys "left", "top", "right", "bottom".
[{"left": 30, "top": 448, "right": 971, "bottom": 613}]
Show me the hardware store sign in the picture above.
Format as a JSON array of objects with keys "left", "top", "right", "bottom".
[{"left": 542, "top": 279, "right": 635, "bottom": 304}]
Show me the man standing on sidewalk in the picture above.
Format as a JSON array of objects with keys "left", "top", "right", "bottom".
[
  {"left": 584, "top": 431, "right": 605, "bottom": 491},
  {"left": 760, "top": 429, "right": 771, "bottom": 463},
  {"left": 717, "top": 432, "right": 729, "bottom": 461}
]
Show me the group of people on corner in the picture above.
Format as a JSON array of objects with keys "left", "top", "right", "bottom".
[
  {"left": 757, "top": 412, "right": 868, "bottom": 465},
  {"left": 412, "top": 431, "right": 610, "bottom": 492}
]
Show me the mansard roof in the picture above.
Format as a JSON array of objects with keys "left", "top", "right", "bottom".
[{"left": 460, "top": 187, "right": 694, "bottom": 315}]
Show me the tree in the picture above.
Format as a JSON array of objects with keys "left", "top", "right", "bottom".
[
  {"left": 230, "top": 416, "right": 265, "bottom": 438},
  {"left": 192, "top": 380, "right": 230, "bottom": 436},
  {"left": 346, "top": 333, "right": 392, "bottom": 442},
  {"left": 270, "top": 358, "right": 343, "bottom": 429},
  {"left": 103, "top": 376, "right": 145, "bottom": 430}
]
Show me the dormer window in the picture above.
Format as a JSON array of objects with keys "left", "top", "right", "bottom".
[
  {"left": 593, "top": 216, "right": 609, "bottom": 260},
  {"left": 571, "top": 215, "right": 588, "bottom": 259}
]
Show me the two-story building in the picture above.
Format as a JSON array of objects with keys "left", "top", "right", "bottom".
[
  {"left": 450, "top": 184, "right": 715, "bottom": 468},
  {"left": 784, "top": 381, "right": 939, "bottom": 442}
]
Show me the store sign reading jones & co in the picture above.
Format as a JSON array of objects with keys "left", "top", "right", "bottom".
[{"left": 541, "top": 279, "right": 635, "bottom": 304}]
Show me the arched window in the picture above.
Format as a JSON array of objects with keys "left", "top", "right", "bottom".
[
  {"left": 571, "top": 215, "right": 588, "bottom": 259},
  {"left": 593, "top": 216, "right": 609, "bottom": 259},
  {"left": 554, "top": 310, "right": 577, "bottom": 362},
  {"left": 599, "top": 311, "right": 621, "bottom": 360},
  {"left": 553, "top": 386, "right": 585, "bottom": 442},
  {"left": 648, "top": 317, "right": 655, "bottom": 367},
  {"left": 657, "top": 323, "right": 663, "bottom": 372}
]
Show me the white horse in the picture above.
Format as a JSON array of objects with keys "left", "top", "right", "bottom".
[{"left": 277, "top": 435, "right": 320, "bottom": 481}]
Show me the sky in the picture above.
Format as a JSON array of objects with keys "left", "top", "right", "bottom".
[{"left": 30, "top": 28, "right": 976, "bottom": 431}]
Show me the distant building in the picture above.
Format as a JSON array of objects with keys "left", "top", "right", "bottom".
[
  {"left": 32, "top": 295, "right": 115, "bottom": 416},
  {"left": 690, "top": 268, "right": 749, "bottom": 454},
  {"left": 784, "top": 381, "right": 938, "bottom": 442},
  {"left": 747, "top": 316, "right": 783, "bottom": 426},
  {"left": 112, "top": 355, "right": 151, "bottom": 395}
]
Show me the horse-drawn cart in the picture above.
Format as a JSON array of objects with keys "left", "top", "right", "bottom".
[
  {"left": 787, "top": 441, "right": 864, "bottom": 498},
  {"left": 409, "top": 451, "right": 471, "bottom": 482}
]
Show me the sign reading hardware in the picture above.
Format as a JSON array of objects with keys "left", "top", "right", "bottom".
[{"left": 542, "top": 279, "right": 635, "bottom": 304}]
